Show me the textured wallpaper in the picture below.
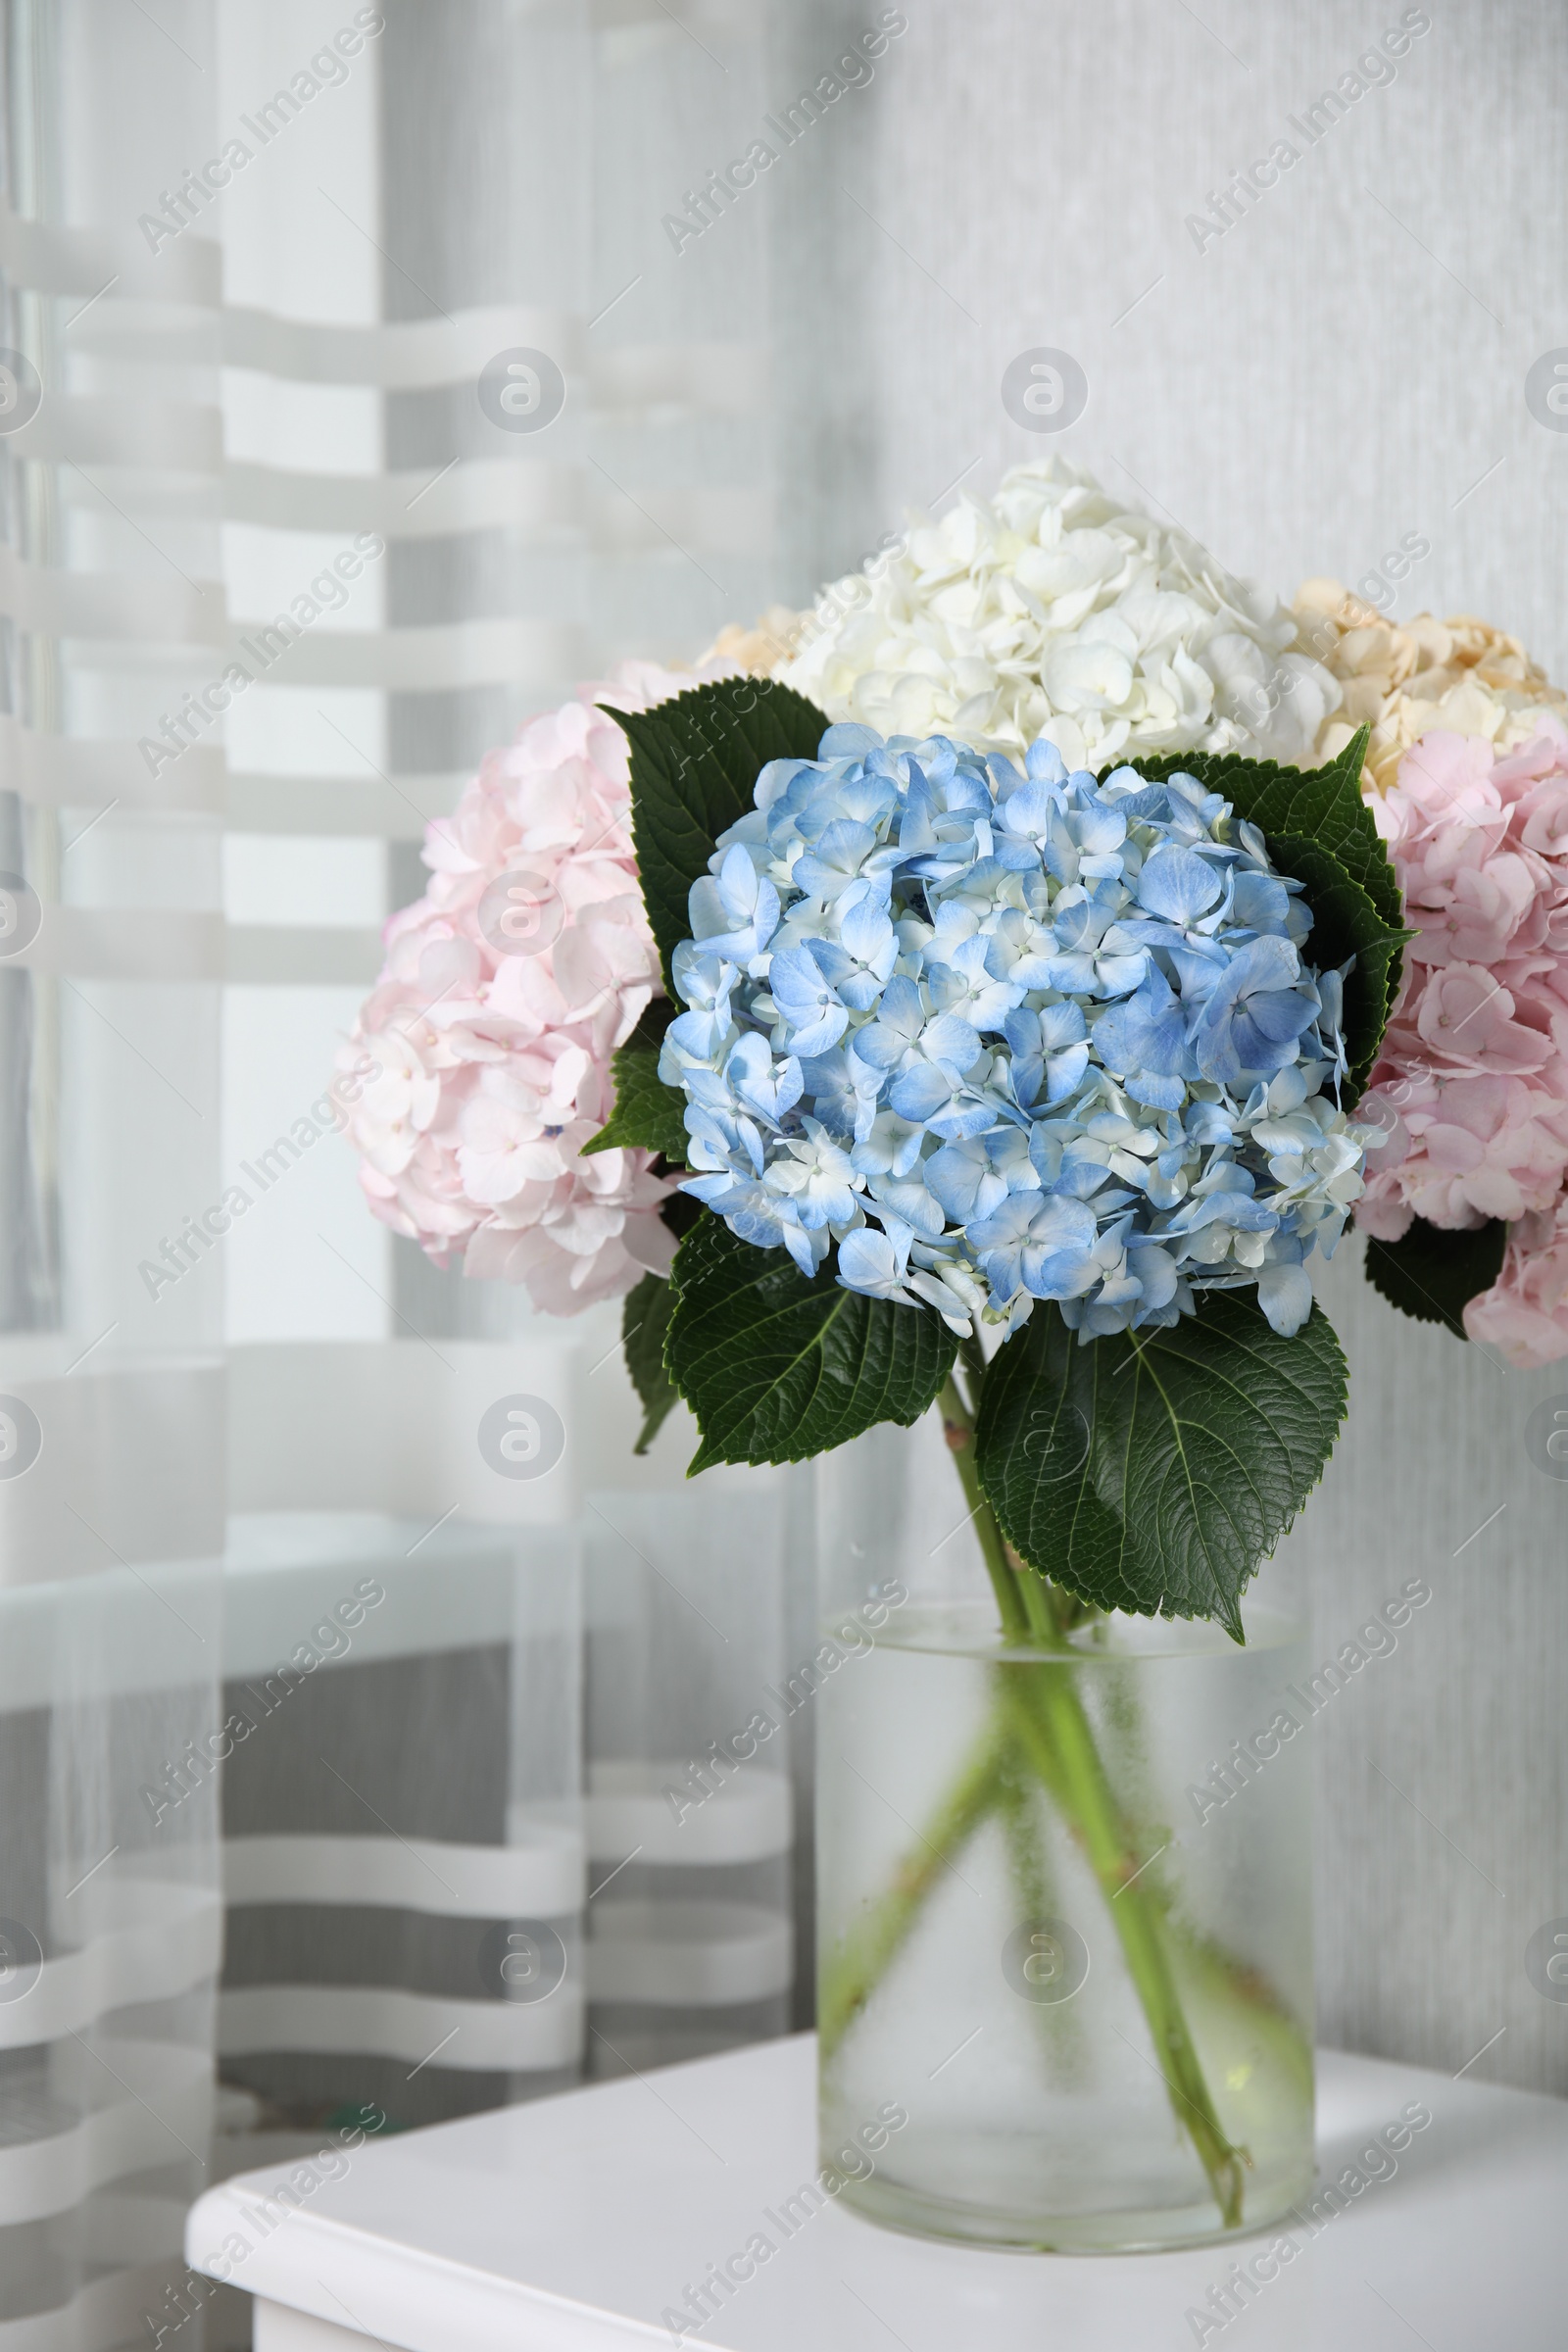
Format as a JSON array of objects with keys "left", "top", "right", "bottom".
[{"left": 858, "top": 1, "right": 1566, "bottom": 677}]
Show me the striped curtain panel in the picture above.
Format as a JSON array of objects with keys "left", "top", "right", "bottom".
[
  {"left": 0, "top": 0, "right": 226, "bottom": 2343},
  {"left": 0, "top": 1, "right": 818, "bottom": 2343}
]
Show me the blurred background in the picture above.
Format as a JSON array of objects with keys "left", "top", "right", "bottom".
[{"left": 0, "top": 1, "right": 1563, "bottom": 2344}]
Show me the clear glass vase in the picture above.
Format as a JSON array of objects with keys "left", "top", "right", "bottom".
[{"left": 815, "top": 1418, "right": 1314, "bottom": 2254}]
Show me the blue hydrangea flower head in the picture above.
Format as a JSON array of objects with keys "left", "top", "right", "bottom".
[{"left": 661, "top": 726, "right": 1372, "bottom": 1342}]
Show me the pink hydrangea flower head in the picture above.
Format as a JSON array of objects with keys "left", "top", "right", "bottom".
[
  {"left": 340, "top": 658, "right": 730, "bottom": 1314},
  {"left": 1464, "top": 1200, "right": 1568, "bottom": 1367},
  {"left": 1355, "top": 718, "right": 1568, "bottom": 1363}
]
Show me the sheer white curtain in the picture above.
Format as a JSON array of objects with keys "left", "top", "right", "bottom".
[
  {"left": 365, "top": 0, "right": 810, "bottom": 2088},
  {"left": 0, "top": 1, "right": 812, "bottom": 2342},
  {"left": 0, "top": 1, "right": 224, "bottom": 2342},
  {"left": 0, "top": 1, "right": 1014, "bottom": 2328},
  {"left": 209, "top": 0, "right": 593, "bottom": 2181},
  {"left": 212, "top": 0, "right": 803, "bottom": 2164}
]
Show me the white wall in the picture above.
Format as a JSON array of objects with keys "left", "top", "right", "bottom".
[{"left": 859, "top": 1, "right": 1565, "bottom": 674}]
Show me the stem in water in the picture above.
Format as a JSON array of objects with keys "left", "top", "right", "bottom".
[{"left": 934, "top": 1360, "right": 1250, "bottom": 2226}]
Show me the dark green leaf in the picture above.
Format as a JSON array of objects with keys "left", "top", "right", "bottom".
[
  {"left": 1126, "top": 724, "right": 1400, "bottom": 932},
  {"left": 1352, "top": 933, "right": 1407, "bottom": 1068},
  {"left": 611, "top": 678, "right": 830, "bottom": 992},
  {"left": 659, "top": 1188, "right": 703, "bottom": 1242},
  {"left": 1363, "top": 1215, "right": 1507, "bottom": 1339},
  {"left": 663, "top": 1214, "right": 956, "bottom": 1472},
  {"left": 622, "top": 1273, "right": 681, "bottom": 1453},
  {"left": 1264, "top": 834, "right": 1408, "bottom": 1105},
  {"left": 973, "top": 1293, "right": 1348, "bottom": 1640},
  {"left": 582, "top": 1002, "right": 688, "bottom": 1161}
]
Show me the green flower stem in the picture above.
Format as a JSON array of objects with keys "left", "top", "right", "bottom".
[
  {"left": 939, "top": 1375, "right": 1031, "bottom": 1642},
  {"left": 998, "top": 1666, "right": 1248, "bottom": 2228},
  {"left": 816, "top": 1722, "right": 1005, "bottom": 2069},
  {"left": 1170, "top": 1922, "right": 1314, "bottom": 2112},
  {"left": 993, "top": 1745, "right": 1086, "bottom": 2083},
  {"left": 935, "top": 1367, "right": 1248, "bottom": 2227},
  {"left": 994, "top": 1744, "right": 1057, "bottom": 1926}
]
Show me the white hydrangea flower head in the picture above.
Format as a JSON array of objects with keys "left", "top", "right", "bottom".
[{"left": 780, "top": 457, "right": 1341, "bottom": 774}]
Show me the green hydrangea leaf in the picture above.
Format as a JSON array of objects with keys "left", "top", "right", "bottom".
[
  {"left": 610, "top": 678, "right": 830, "bottom": 994},
  {"left": 663, "top": 1213, "right": 956, "bottom": 1472},
  {"left": 973, "top": 1293, "right": 1348, "bottom": 1641},
  {"left": 622, "top": 1272, "right": 681, "bottom": 1453},
  {"left": 582, "top": 1003, "right": 688, "bottom": 1161},
  {"left": 1363, "top": 1215, "right": 1508, "bottom": 1339},
  {"left": 1263, "top": 833, "right": 1409, "bottom": 1105},
  {"left": 659, "top": 1188, "right": 703, "bottom": 1243}
]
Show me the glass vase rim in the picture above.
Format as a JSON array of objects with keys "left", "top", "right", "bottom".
[{"left": 833, "top": 1594, "right": 1305, "bottom": 1662}]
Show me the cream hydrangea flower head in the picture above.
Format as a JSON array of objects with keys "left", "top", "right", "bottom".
[
  {"left": 1296, "top": 579, "right": 1567, "bottom": 795},
  {"left": 774, "top": 458, "right": 1340, "bottom": 772},
  {"left": 702, "top": 605, "right": 804, "bottom": 678}
]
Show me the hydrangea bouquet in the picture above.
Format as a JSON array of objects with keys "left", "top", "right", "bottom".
[
  {"left": 586, "top": 670, "right": 1403, "bottom": 2230},
  {"left": 349, "top": 459, "right": 1568, "bottom": 2246}
]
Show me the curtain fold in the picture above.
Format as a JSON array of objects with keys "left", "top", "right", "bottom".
[
  {"left": 1, "top": 6, "right": 225, "bottom": 2341},
  {"left": 583, "top": 1478, "right": 793, "bottom": 2077},
  {"left": 215, "top": 1506, "right": 583, "bottom": 2137}
]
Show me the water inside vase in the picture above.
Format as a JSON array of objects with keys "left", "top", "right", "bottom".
[{"left": 817, "top": 1600, "right": 1315, "bottom": 2253}]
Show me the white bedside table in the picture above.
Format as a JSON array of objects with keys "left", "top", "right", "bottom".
[{"left": 185, "top": 2034, "right": 1567, "bottom": 2350}]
